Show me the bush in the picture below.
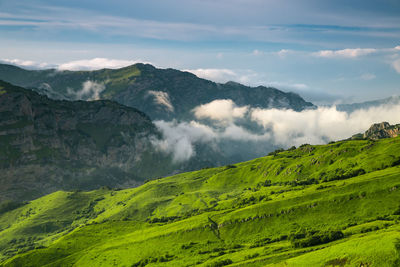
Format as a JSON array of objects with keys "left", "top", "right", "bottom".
[
  {"left": 245, "top": 253, "right": 259, "bottom": 260},
  {"left": 208, "top": 259, "right": 233, "bottom": 267},
  {"left": 268, "top": 148, "right": 285, "bottom": 156},
  {"left": 292, "top": 231, "right": 344, "bottom": 248},
  {"left": 225, "top": 165, "right": 237, "bottom": 169}
]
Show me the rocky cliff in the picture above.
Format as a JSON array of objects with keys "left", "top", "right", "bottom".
[
  {"left": 0, "top": 80, "right": 173, "bottom": 202},
  {"left": 363, "top": 122, "right": 400, "bottom": 140}
]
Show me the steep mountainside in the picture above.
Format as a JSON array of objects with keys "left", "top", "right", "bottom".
[
  {"left": 0, "top": 80, "right": 177, "bottom": 203},
  {"left": 0, "top": 63, "right": 314, "bottom": 120},
  {"left": 1, "top": 134, "right": 400, "bottom": 266}
]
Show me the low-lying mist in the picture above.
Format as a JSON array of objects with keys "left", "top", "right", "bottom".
[{"left": 152, "top": 99, "right": 400, "bottom": 162}]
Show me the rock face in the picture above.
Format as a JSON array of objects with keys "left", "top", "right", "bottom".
[
  {"left": 0, "top": 63, "right": 315, "bottom": 120},
  {"left": 0, "top": 80, "right": 173, "bottom": 202},
  {"left": 363, "top": 122, "right": 400, "bottom": 140}
]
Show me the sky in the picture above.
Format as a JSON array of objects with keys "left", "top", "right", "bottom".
[{"left": 0, "top": 0, "right": 400, "bottom": 104}]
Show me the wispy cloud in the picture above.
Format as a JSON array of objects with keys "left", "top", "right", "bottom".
[
  {"left": 313, "top": 48, "right": 377, "bottom": 58},
  {"left": 58, "top": 58, "right": 143, "bottom": 71},
  {"left": 1, "top": 57, "right": 149, "bottom": 71},
  {"left": 184, "top": 68, "right": 259, "bottom": 85},
  {"left": 0, "top": 58, "right": 55, "bottom": 69},
  {"left": 392, "top": 59, "right": 400, "bottom": 74},
  {"left": 1, "top": 3, "right": 400, "bottom": 46},
  {"left": 67, "top": 81, "right": 105, "bottom": 100},
  {"left": 147, "top": 91, "right": 174, "bottom": 112},
  {"left": 267, "top": 81, "right": 309, "bottom": 91},
  {"left": 360, "top": 73, "right": 376, "bottom": 80}
]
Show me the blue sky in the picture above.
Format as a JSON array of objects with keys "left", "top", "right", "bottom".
[{"left": 0, "top": 0, "right": 400, "bottom": 104}]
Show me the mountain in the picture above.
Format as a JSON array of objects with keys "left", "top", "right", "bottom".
[
  {"left": 0, "top": 80, "right": 177, "bottom": 203},
  {"left": 0, "top": 63, "right": 314, "bottom": 121},
  {"left": 337, "top": 95, "right": 400, "bottom": 113},
  {"left": 1, "top": 131, "right": 400, "bottom": 266}
]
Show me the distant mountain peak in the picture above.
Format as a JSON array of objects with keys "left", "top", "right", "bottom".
[{"left": 0, "top": 62, "right": 315, "bottom": 121}]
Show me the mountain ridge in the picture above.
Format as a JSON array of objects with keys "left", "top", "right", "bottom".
[{"left": 0, "top": 63, "right": 315, "bottom": 121}]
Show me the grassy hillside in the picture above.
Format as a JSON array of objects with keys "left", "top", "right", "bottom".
[{"left": 1, "top": 137, "right": 400, "bottom": 266}]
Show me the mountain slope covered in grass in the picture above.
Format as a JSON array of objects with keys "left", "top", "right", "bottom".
[
  {"left": 0, "top": 63, "right": 314, "bottom": 121},
  {"left": 1, "top": 135, "right": 400, "bottom": 266}
]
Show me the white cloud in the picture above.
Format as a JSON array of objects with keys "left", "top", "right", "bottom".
[
  {"left": 251, "top": 104, "right": 400, "bottom": 147},
  {"left": 252, "top": 49, "right": 263, "bottom": 56},
  {"left": 152, "top": 119, "right": 271, "bottom": 162},
  {"left": 392, "top": 59, "right": 400, "bottom": 74},
  {"left": 147, "top": 91, "right": 174, "bottom": 112},
  {"left": 313, "top": 48, "right": 376, "bottom": 58},
  {"left": 153, "top": 99, "right": 400, "bottom": 162},
  {"left": 184, "top": 68, "right": 262, "bottom": 86},
  {"left": 68, "top": 80, "right": 105, "bottom": 100},
  {"left": 185, "top": 68, "right": 238, "bottom": 83},
  {"left": 193, "top": 99, "right": 248, "bottom": 123},
  {"left": 394, "top": 46, "right": 400, "bottom": 51},
  {"left": 276, "top": 49, "right": 294, "bottom": 57},
  {"left": 0, "top": 58, "right": 55, "bottom": 69},
  {"left": 58, "top": 58, "right": 142, "bottom": 71},
  {"left": 267, "top": 81, "right": 309, "bottom": 91},
  {"left": 152, "top": 120, "right": 216, "bottom": 162},
  {"left": 360, "top": 73, "right": 376, "bottom": 80}
]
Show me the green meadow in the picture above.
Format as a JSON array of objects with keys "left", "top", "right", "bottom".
[{"left": 1, "top": 137, "right": 400, "bottom": 266}]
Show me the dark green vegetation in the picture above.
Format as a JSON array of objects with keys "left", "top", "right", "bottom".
[
  {"left": 0, "top": 63, "right": 314, "bottom": 120},
  {"left": 0, "top": 80, "right": 179, "bottom": 202},
  {"left": 1, "top": 136, "right": 400, "bottom": 266}
]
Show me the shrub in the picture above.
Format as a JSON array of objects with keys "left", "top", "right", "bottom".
[
  {"left": 208, "top": 259, "right": 233, "bottom": 267},
  {"left": 225, "top": 164, "right": 237, "bottom": 169},
  {"left": 245, "top": 253, "right": 259, "bottom": 260},
  {"left": 292, "top": 231, "right": 344, "bottom": 248},
  {"left": 268, "top": 148, "right": 285, "bottom": 156}
]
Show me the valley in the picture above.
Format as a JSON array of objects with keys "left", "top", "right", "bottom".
[{"left": 1, "top": 135, "right": 400, "bottom": 266}]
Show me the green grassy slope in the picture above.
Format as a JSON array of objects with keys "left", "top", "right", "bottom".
[{"left": 1, "top": 137, "right": 400, "bottom": 266}]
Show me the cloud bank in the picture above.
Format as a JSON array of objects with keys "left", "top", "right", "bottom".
[
  {"left": 153, "top": 99, "right": 400, "bottom": 162},
  {"left": 0, "top": 58, "right": 55, "bottom": 69}
]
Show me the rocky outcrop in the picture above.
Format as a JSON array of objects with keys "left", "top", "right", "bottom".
[{"left": 363, "top": 122, "right": 400, "bottom": 140}]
